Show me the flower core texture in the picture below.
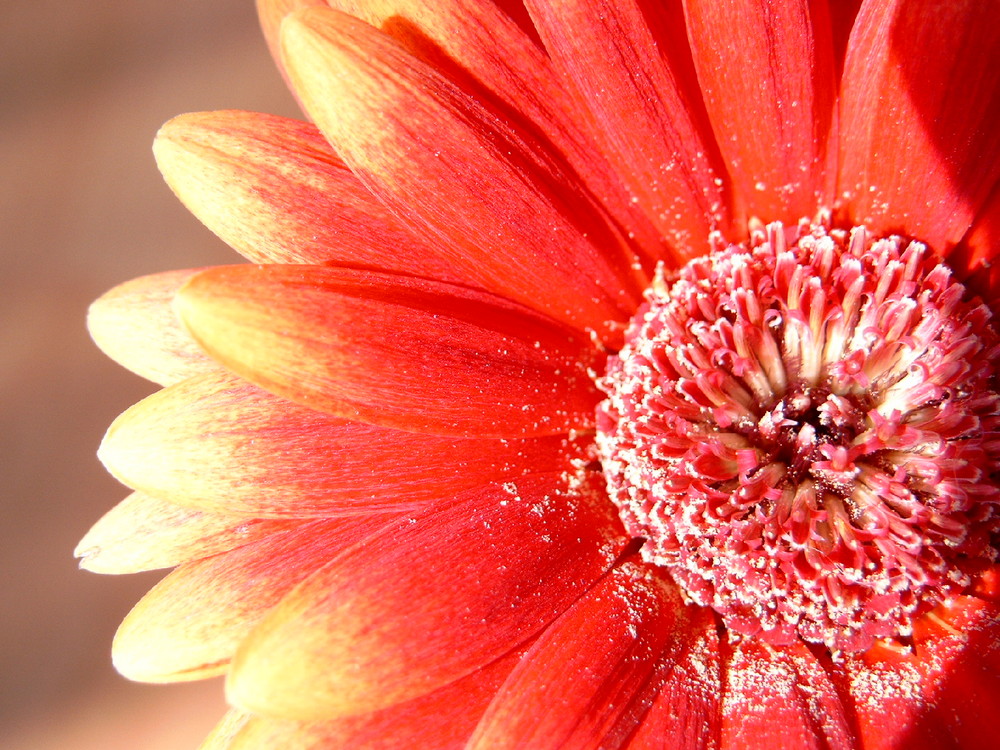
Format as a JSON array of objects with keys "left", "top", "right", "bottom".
[{"left": 597, "top": 221, "right": 1000, "bottom": 652}]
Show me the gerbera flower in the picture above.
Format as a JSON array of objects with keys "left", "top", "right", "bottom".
[{"left": 79, "top": 0, "right": 1000, "bottom": 747}]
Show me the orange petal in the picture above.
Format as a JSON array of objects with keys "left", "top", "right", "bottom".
[
  {"left": 258, "top": 0, "right": 326, "bottom": 88},
  {"left": 205, "top": 650, "right": 524, "bottom": 750},
  {"left": 75, "top": 492, "right": 293, "bottom": 574},
  {"left": 684, "top": 0, "right": 836, "bottom": 224},
  {"left": 226, "top": 472, "right": 627, "bottom": 720},
  {"left": 625, "top": 607, "right": 721, "bottom": 750},
  {"left": 720, "top": 640, "right": 855, "bottom": 750},
  {"left": 112, "top": 515, "right": 392, "bottom": 683},
  {"left": 524, "top": 0, "right": 731, "bottom": 257},
  {"left": 88, "top": 269, "right": 217, "bottom": 386},
  {"left": 154, "top": 111, "right": 457, "bottom": 279},
  {"left": 176, "top": 265, "right": 601, "bottom": 438},
  {"left": 838, "top": 0, "right": 1000, "bottom": 251},
  {"left": 262, "top": 0, "right": 544, "bottom": 111},
  {"left": 260, "top": 0, "right": 668, "bottom": 265},
  {"left": 99, "top": 371, "right": 587, "bottom": 516},
  {"left": 280, "top": 7, "right": 644, "bottom": 337},
  {"left": 468, "top": 562, "right": 689, "bottom": 749},
  {"left": 200, "top": 710, "right": 251, "bottom": 750}
]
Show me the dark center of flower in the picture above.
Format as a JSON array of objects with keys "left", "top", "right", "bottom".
[{"left": 596, "top": 220, "right": 1000, "bottom": 652}]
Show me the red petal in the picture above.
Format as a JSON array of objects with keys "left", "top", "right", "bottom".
[
  {"left": 74, "top": 492, "right": 293, "bottom": 574},
  {"left": 280, "top": 7, "right": 644, "bottom": 337},
  {"left": 829, "top": 0, "right": 863, "bottom": 77},
  {"left": 525, "top": 0, "right": 730, "bottom": 258},
  {"left": 720, "top": 640, "right": 855, "bottom": 750},
  {"left": 176, "top": 265, "right": 601, "bottom": 438},
  {"left": 837, "top": 643, "right": 952, "bottom": 750},
  {"left": 950, "top": 184, "right": 1000, "bottom": 315},
  {"left": 226, "top": 472, "right": 627, "bottom": 720},
  {"left": 99, "top": 371, "right": 587, "bottom": 516},
  {"left": 625, "top": 608, "right": 722, "bottom": 750},
  {"left": 468, "top": 562, "right": 688, "bottom": 750},
  {"left": 912, "top": 598, "right": 1000, "bottom": 750},
  {"left": 838, "top": 0, "right": 1000, "bottom": 250},
  {"left": 206, "top": 650, "right": 525, "bottom": 750},
  {"left": 111, "top": 515, "right": 393, "bottom": 683},
  {"left": 87, "top": 269, "right": 216, "bottom": 386},
  {"left": 833, "top": 597, "right": 1000, "bottom": 750},
  {"left": 684, "top": 0, "right": 836, "bottom": 224}
]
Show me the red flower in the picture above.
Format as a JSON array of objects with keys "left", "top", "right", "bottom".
[{"left": 80, "top": 1, "right": 1000, "bottom": 747}]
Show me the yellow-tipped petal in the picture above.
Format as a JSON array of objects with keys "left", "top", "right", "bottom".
[
  {"left": 154, "top": 110, "right": 455, "bottom": 278},
  {"left": 175, "top": 265, "right": 600, "bottom": 438},
  {"left": 75, "top": 492, "right": 292, "bottom": 574},
  {"left": 88, "top": 269, "right": 217, "bottom": 386},
  {"left": 98, "top": 370, "right": 585, "bottom": 516},
  {"left": 112, "top": 516, "right": 391, "bottom": 683}
]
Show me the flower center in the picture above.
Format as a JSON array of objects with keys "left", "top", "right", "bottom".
[{"left": 596, "top": 220, "right": 1000, "bottom": 652}]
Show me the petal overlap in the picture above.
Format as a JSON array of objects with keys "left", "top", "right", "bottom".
[
  {"left": 204, "top": 649, "right": 526, "bottom": 750},
  {"left": 87, "top": 269, "right": 216, "bottom": 386},
  {"left": 226, "top": 472, "right": 627, "bottom": 720},
  {"left": 75, "top": 492, "right": 294, "bottom": 574},
  {"left": 112, "top": 515, "right": 394, "bottom": 682},
  {"left": 624, "top": 608, "right": 721, "bottom": 750},
  {"left": 720, "top": 640, "right": 855, "bottom": 750},
  {"left": 280, "top": 7, "right": 645, "bottom": 336},
  {"left": 154, "top": 110, "right": 455, "bottom": 278},
  {"left": 261, "top": 0, "right": 669, "bottom": 262}
]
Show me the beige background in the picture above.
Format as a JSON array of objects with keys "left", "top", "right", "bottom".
[{"left": 2, "top": 2, "right": 299, "bottom": 747}]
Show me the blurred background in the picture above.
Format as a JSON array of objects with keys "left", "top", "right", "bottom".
[{"left": 2, "top": 2, "right": 298, "bottom": 747}]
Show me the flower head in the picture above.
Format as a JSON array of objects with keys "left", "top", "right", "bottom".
[
  {"left": 81, "top": 1, "right": 1000, "bottom": 748},
  {"left": 598, "top": 221, "right": 1000, "bottom": 653}
]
